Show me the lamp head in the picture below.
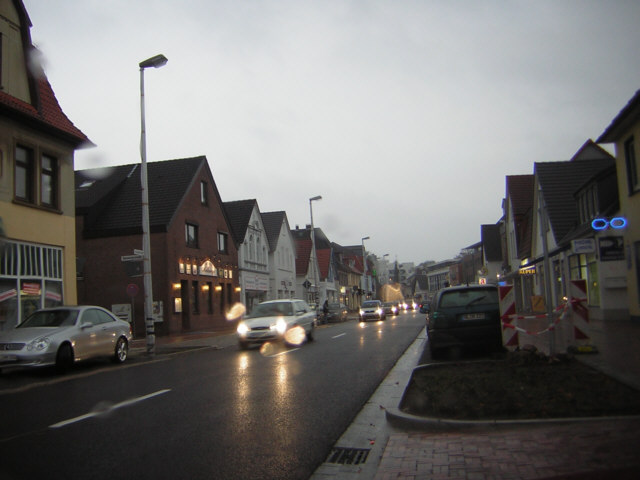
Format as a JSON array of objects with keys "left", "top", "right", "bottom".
[
  {"left": 310, "top": 195, "right": 322, "bottom": 202},
  {"left": 140, "top": 54, "right": 168, "bottom": 69}
]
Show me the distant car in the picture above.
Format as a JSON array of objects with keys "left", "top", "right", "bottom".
[
  {"left": 359, "top": 300, "right": 386, "bottom": 321},
  {"left": 236, "top": 299, "right": 315, "bottom": 349},
  {"left": 0, "top": 306, "right": 132, "bottom": 372},
  {"left": 382, "top": 302, "right": 398, "bottom": 316},
  {"left": 419, "top": 302, "right": 430, "bottom": 314},
  {"left": 427, "top": 284, "right": 503, "bottom": 359},
  {"left": 325, "top": 303, "right": 348, "bottom": 323}
]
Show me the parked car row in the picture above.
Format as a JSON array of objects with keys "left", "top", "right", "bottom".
[{"left": 1, "top": 295, "right": 429, "bottom": 374}]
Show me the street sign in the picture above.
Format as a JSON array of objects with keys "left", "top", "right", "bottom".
[{"left": 126, "top": 283, "right": 139, "bottom": 297}]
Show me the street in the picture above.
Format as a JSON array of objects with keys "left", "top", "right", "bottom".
[{"left": 0, "top": 312, "right": 424, "bottom": 480}]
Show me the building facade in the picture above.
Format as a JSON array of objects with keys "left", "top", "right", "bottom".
[
  {"left": 76, "top": 157, "right": 240, "bottom": 336},
  {"left": 598, "top": 90, "right": 640, "bottom": 322},
  {"left": 262, "top": 211, "right": 297, "bottom": 301},
  {"left": 0, "top": 0, "right": 90, "bottom": 330}
]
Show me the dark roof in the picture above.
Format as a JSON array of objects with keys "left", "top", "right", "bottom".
[
  {"left": 223, "top": 199, "right": 257, "bottom": 245},
  {"left": 261, "top": 211, "right": 287, "bottom": 252},
  {"left": 295, "top": 238, "right": 312, "bottom": 275},
  {"left": 481, "top": 224, "right": 502, "bottom": 262},
  {"left": 598, "top": 90, "right": 640, "bottom": 143},
  {"left": 76, "top": 156, "right": 207, "bottom": 237},
  {"left": 506, "top": 175, "right": 534, "bottom": 217},
  {"left": 317, "top": 249, "right": 331, "bottom": 280},
  {"left": 506, "top": 175, "right": 534, "bottom": 259},
  {"left": 0, "top": 1, "right": 90, "bottom": 147},
  {"left": 535, "top": 158, "right": 615, "bottom": 244}
]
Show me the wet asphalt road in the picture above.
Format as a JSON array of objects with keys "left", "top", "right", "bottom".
[{"left": 0, "top": 312, "right": 424, "bottom": 480}]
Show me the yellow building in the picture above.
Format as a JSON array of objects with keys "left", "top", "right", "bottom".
[
  {"left": 0, "top": 0, "right": 90, "bottom": 330},
  {"left": 598, "top": 90, "right": 640, "bottom": 322}
]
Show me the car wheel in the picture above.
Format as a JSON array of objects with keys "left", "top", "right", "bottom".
[
  {"left": 56, "top": 343, "right": 74, "bottom": 372},
  {"left": 113, "top": 337, "right": 128, "bottom": 364}
]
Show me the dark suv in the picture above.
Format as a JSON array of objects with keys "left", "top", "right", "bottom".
[{"left": 427, "top": 284, "right": 502, "bottom": 359}]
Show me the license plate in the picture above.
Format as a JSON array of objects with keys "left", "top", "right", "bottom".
[
  {"left": 0, "top": 355, "right": 17, "bottom": 362},
  {"left": 462, "top": 313, "right": 485, "bottom": 320}
]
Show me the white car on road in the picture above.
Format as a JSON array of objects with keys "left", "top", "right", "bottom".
[{"left": 236, "top": 299, "right": 316, "bottom": 350}]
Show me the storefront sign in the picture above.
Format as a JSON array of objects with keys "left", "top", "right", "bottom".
[
  {"left": 200, "top": 260, "right": 217, "bottom": 277},
  {"left": 598, "top": 236, "right": 624, "bottom": 262},
  {"left": 572, "top": 238, "right": 595, "bottom": 254},
  {"left": 591, "top": 217, "right": 628, "bottom": 231},
  {"left": 518, "top": 265, "right": 536, "bottom": 275},
  {"left": 243, "top": 274, "right": 269, "bottom": 291}
]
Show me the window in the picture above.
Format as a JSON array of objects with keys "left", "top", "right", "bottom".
[
  {"left": 14, "top": 146, "right": 59, "bottom": 208},
  {"left": 41, "top": 154, "right": 58, "bottom": 208},
  {"left": 186, "top": 223, "right": 199, "bottom": 248},
  {"left": 200, "top": 181, "right": 208, "bottom": 205},
  {"left": 625, "top": 136, "right": 638, "bottom": 195},
  {"left": 218, "top": 232, "right": 228, "bottom": 254},
  {"left": 15, "top": 145, "right": 34, "bottom": 203}
]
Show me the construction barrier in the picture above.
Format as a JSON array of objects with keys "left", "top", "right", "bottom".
[
  {"left": 499, "top": 285, "right": 518, "bottom": 349},
  {"left": 499, "top": 280, "right": 593, "bottom": 354},
  {"left": 568, "top": 279, "right": 591, "bottom": 347}
]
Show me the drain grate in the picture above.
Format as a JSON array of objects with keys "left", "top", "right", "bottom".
[{"left": 325, "top": 447, "right": 371, "bottom": 465}]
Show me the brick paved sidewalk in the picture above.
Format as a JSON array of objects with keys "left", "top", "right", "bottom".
[{"left": 374, "top": 419, "right": 640, "bottom": 479}]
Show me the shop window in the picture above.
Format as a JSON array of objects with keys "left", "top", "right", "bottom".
[
  {"left": 191, "top": 281, "right": 199, "bottom": 314},
  {"left": 206, "top": 281, "right": 213, "bottom": 314}
]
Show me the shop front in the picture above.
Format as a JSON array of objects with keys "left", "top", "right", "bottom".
[{"left": 0, "top": 240, "right": 64, "bottom": 331}]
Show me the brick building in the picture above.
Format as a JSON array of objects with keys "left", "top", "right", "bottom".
[{"left": 75, "top": 156, "right": 240, "bottom": 337}]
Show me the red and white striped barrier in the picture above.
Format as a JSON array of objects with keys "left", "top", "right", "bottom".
[
  {"left": 569, "top": 279, "right": 590, "bottom": 345},
  {"left": 499, "top": 285, "right": 518, "bottom": 349}
]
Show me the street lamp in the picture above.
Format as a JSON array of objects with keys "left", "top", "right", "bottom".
[
  {"left": 140, "top": 53, "right": 168, "bottom": 355},
  {"left": 361, "top": 236, "right": 370, "bottom": 298},
  {"left": 309, "top": 195, "right": 322, "bottom": 306}
]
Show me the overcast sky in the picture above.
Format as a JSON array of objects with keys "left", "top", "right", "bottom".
[{"left": 25, "top": 0, "right": 640, "bottom": 265}]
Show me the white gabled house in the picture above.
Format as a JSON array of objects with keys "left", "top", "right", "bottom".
[{"left": 261, "top": 211, "right": 297, "bottom": 300}]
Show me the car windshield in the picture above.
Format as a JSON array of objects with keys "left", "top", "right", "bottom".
[
  {"left": 248, "top": 302, "right": 294, "bottom": 318},
  {"left": 362, "top": 301, "right": 379, "bottom": 308},
  {"left": 439, "top": 289, "right": 498, "bottom": 308},
  {"left": 18, "top": 310, "right": 79, "bottom": 328},
  {"left": 328, "top": 303, "right": 341, "bottom": 311}
]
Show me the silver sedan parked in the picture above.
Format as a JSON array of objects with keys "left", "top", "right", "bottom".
[{"left": 0, "top": 306, "right": 132, "bottom": 372}]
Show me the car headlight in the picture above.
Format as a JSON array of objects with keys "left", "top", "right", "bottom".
[
  {"left": 376, "top": 308, "right": 383, "bottom": 315},
  {"left": 27, "top": 337, "right": 51, "bottom": 351},
  {"left": 237, "top": 322, "right": 249, "bottom": 336},
  {"left": 359, "top": 309, "right": 364, "bottom": 316},
  {"left": 274, "top": 318, "right": 287, "bottom": 335}
]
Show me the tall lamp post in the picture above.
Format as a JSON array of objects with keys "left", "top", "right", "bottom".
[
  {"left": 309, "top": 195, "right": 322, "bottom": 306},
  {"left": 139, "top": 54, "right": 168, "bottom": 355},
  {"left": 361, "top": 236, "right": 370, "bottom": 299}
]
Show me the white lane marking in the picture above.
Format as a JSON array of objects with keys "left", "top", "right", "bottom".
[
  {"left": 49, "top": 389, "right": 171, "bottom": 429},
  {"left": 268, "top": 348, "right": 300, "bottom": 357},
  {"left": 332, "top": 333, "right": 346, "bottom": 339}
]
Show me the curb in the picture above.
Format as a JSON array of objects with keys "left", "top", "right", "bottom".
[{"left": 385, "top": 406, "right": 640, "bottom": 431}]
